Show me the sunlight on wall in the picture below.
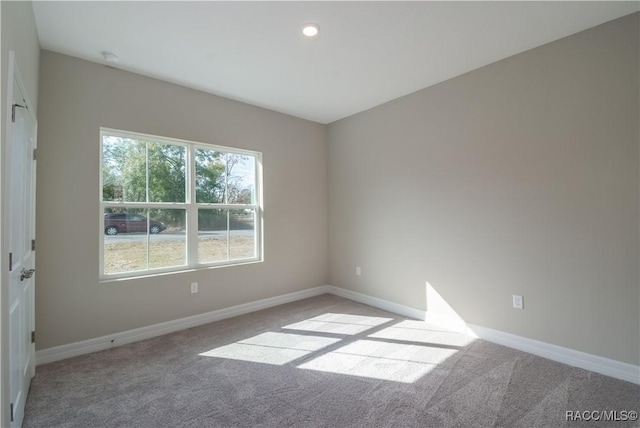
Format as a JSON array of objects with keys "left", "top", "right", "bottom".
[{"left": 425, "top": 281, "right": 475, "bottom": 334}]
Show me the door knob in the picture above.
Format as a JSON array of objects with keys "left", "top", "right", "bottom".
[{"left": 20, "top": 268, "right": 35, "bottom": 281}]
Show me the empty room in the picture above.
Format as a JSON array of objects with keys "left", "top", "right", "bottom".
[{"left": 1, "top": 1, "right": 639, "bottom": 427}]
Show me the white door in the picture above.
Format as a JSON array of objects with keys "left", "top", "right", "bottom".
[{"left": 6, "top": 52, "right": 37, "bottom": 428}]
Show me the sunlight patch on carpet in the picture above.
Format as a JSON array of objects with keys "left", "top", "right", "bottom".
[
  {"left": 199, "top": 332, "right": 341, "bottom": 365},
  {"left": 368, "top": 321, "right": 475, "bottom": 347},
  {"left": 298, "top": 339, "right": 459, "bottom": 383},
  {"left": 283, "top": 313, "right": 393, "bottom": 335}
]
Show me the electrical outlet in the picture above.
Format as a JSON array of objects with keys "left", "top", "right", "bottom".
[
  {"left": 512, "top": 295, "right": 523, "bottom": 309},
  {"left": 356, "top": 267, "right": 361, "bottom": 276},
  {"left": 191, "top": 282, "right": 198, "bottom": 294}
]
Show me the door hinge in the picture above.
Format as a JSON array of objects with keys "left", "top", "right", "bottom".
[
  {"left": 11, "top": 103, "right": 26, "bottom": 123},
  {"left": 10, "top": 402, "right": 14, "bottom": 422},
  {"left": 31, "top": 331, "right": 36, "bottom": 344},
  {"left": 33, "top": 148, "right": 37, "bottom": 160},
  {"left": 32, "top": 239, "right": 36, "bottom": 251},
  {"left": 9, "top": 252, "right": 12, "bottom": 271}
]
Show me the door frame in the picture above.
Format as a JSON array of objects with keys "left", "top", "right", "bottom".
[{"left": 2, "top": 49, "right": 37, "bottom": 428}]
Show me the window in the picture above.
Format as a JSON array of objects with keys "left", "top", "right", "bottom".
[{"left": 100, "top": 128, "right": 261, "bottom": 279}]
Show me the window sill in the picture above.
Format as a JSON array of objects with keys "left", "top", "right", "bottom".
[{"left": 99, "top": 258, "right": 263, "bottom": 284}]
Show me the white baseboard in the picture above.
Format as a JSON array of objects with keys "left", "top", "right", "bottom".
[
  {"left": 36, "top": 285, "right": 330, "bottom": 365},
  {"left": 325, "top": 285, "right": 427, "bottom": 321},
  {"left": 37, "top": 284, "right": 640, "bottom": 385},
  {"left": 325, "top": 287, "right": 639, "bottom": 384},
  {"left": 467, "top": 323, "right": 639, "bottom": 385}
]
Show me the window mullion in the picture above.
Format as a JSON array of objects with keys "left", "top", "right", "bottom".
[
  {"left": 145, "top": 142, "right": 150, "bottom": 203},
  {"left": 146, "top": 209, "right": 150, "bottom": 271},
  {"left": 226, "top": 209, "right": 230, "bottom": 261},
  {"left": 224, "top": 153, "right": 229, "bottom": 205},
  {"left": 102, "top": 202, "right": 188, "bottom": 209},
  {"left": 188, "top": 146, "right": 198, "bottom": 267}
]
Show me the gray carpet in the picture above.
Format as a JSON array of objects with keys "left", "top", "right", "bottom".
[{"left": 24, "top": 294, "right": 640, "bottom": 427}]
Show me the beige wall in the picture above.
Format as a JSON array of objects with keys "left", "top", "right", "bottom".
[
  {"left": 328, "top": 14, "right": 639, "bottom": 365},
  {"left": 1, "top": 1, "right": 40, "bottom": 426},
  {"left": 1, "top": 2, "right": 39, "bottom": 112},
  {"left": 36, "top": 51, "right": 328, "bottom": 349},
  {"left": 33, "top": 11, "right": 640, "bottom": 369}
]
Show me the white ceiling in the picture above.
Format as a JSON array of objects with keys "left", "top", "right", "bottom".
[{"left": 32, "top": 1, "right": 639, "bottom": 124}]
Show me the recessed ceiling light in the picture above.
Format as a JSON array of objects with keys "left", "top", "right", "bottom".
[
  {"left": 102, "top": 51, "right": 119, "bottom": 64},
  {"left": 302, "top": 23, "right": 319, "bottom": 38}
]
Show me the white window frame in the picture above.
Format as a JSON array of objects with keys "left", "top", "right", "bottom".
[{"left": 99, "top": 128, "right": 262, "bottom": 280}]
